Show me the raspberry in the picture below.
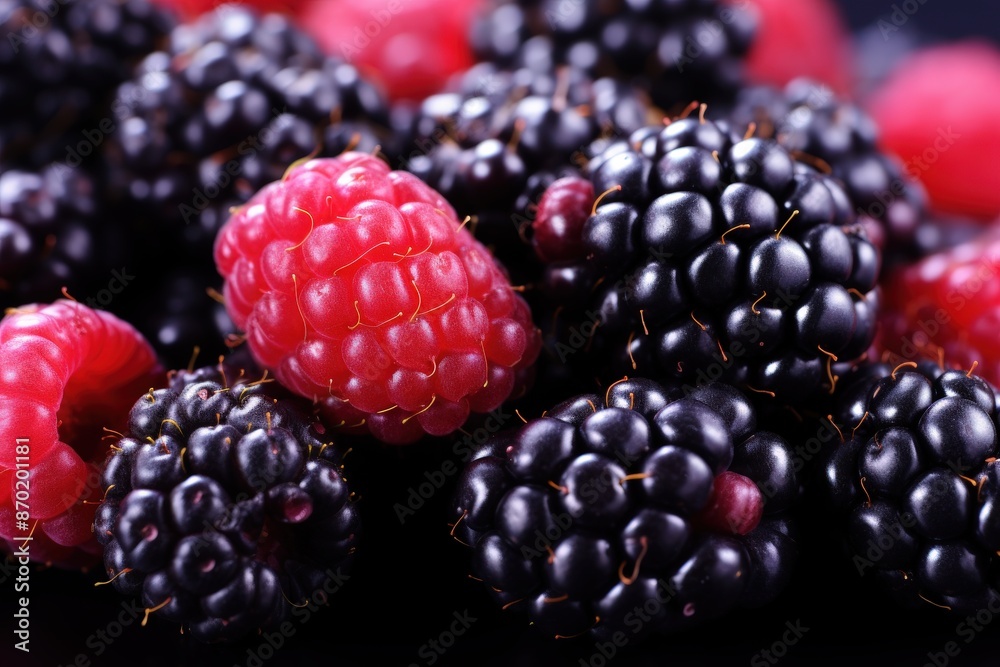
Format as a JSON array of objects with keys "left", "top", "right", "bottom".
[
  {"left": 451, "top": 378, "right": 798, "bottom": 641},
  {"left": 743, "top": 0, "right": 852, "bottom": 94},
  {"left": 0, "top": 300, "right": 159, "bottom": 567},
  {"left": 868, "top": 42, "right": 1000, "bottom": 220},
  {"left": 214, "top": 152, "right": 541, "bottom": 444},
  {"left": 300, "top": 0, "right": 481, "bottom": 102},
  {"left": 878, "top": 229, "right": 1000, "bottom": 386},
  {"left": 95, "top": 360, "right": 358, "bottom": 642}
]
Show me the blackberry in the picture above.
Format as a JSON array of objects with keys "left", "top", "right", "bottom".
[
  {"left": 0, "top": 163, "right": 128, "bottom": 309},
  {"left": 469, "top": 0, "right": 756, "bottom": 110},
  {"left": 0, "top": 0, "right": 174, "bottom": 166},
  {"left": 537, "top": 112, "right": 881, "bottom": 408},
  {"left": 95, "top": 361, "right": 359, "bottom": 642},
  {"left": 817, "top": 363, "right": 1000, "bottom": 613},
  {"left": 398, "top": 62, "right": 652, "bottom": 281},
  {"left": 450, "top": 377, "right": 799, "bottom": 641},
  {"left": 103, "top": 4, "right": 392, "bottom": 263},
  {"left": 729, "top": 79, "right": 927, "bottom": 261}
]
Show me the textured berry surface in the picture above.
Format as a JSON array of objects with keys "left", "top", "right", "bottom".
[
  {"left": 818, "top": 364, "right": 1000, "bottom": 613},
  {"left": 96, "top": 360, "right": 358, "bottom": 642},
  {"left": 398, "top": 62, "right": 652, "bottom": 282},
  {"left": 879, "top": 230, "right": 1000, "bottom": 386},
  {"left": 0, "top": 300, "right": 159, "bottom": 567},
  {"left": 0, "top": 164, "right": 128, "bottom": 310},
  {"left": 729, "top": 79, "right": 926, "bottom": 259},
  {"left": 743, "top": 0, "right": 851, "bottom": 93},
  {"left": 0, "top": 0, "right": 174, "bottom": 166},
  {"left": 214, "top": 152, "right": 541, "bottom": 444},
  {"left": 451, "top": 378, "right": 798, "bottom": 641},
  {"left": 301, "top": 0, "right": 481, "bottom": 102},
  {"left": 535, "top": 112, "right": 881, "bottom": 408},
  {"left": 868, "top": 42, "right": 1000, "bottom": 220},
  {"left": 469, "top": 0, "right": 756, "bottom": 110}
]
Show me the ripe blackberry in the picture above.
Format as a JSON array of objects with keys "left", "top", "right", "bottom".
[
  {"left": 214, "top": 152, "right": 541, "bottom": 444},
  {"left": 729, "top": 79, "right": 927, "bottom": 259},
  {"left": 451, "top": 377, "right": 799, "bottom": 641},
  {"left": 0, "top": 163, "right": 128, "bottom": 310},
  {"left": 95, "top": 360, "right": 359, "bottom": 642},
  {"left": 0, "top": 300, "right": 160, "bottom": 568},
  {"left": 0, "top": 0, "right": 174, "bottom": 166},
  {"left": 103, "top": 4, "right": 393, "bottom": 263},
  {"left": 469, "top": 0, "right": 756, "bottom": 110},
  {"left": 817, "top": 363, "right": 1000, "bottom": 613},
  {"left": 398, "top": 62, "right": 652, "bottom": 281},
  {"left": 537, "top": 112, "right": 881, "bottom": 408}
]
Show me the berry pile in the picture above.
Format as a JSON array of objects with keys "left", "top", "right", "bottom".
[{"left": 3, "top": 0, "right": 1000, "bottom": 660}]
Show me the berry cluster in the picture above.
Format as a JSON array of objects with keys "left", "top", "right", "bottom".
[
  {"left": 96, "top": 360, "right": 359, "bottom": 641},
  {"left": 534, "top": 113, "right": 880, "bottom": 406},
  {"left": 3, "top": 0, "right": 1000, "bottom": 655}
]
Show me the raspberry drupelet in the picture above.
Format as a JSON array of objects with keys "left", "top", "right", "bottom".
[{"left": 214, "top": 152, "right": 542, "bottom": 444}]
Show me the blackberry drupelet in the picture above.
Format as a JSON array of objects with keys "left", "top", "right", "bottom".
[
  {"left": 95, "top": 361, "right": 359, "bottom": 642},
  {"left": 450, "top": 377, "right": 799, "bottom": 641},
  {"left": 0, "top": 0, "right": 174, "bottom": 166},
  {"left": 817, "top": 363, "right": 1000, "bottom": 614},
  {"left": 536, "top": 111, "right": 881, "bottom": 408},
  {"left": 729, "top": 79, "right": 927, "bottom": 260},
  {"left": 469, "top": 0, "right": 756, "bottom": 110},
  {"left": 0, "top": 163, "right": 128, "bottom": 309},
  {"left": 103, "top": 4, "right": 393, "bottom": 263},
  {"left": 398, "top": 62, "right": 653, "bottom": 281}
]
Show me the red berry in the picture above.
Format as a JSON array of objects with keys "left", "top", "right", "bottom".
[
  {"left": 531, "top": 176, "right": 594, "bottom": 264},
  {"left": 879, "top": 229, "right": 1000, "bottom": 385},
  {"left": 694, "top": 471, "right": 764, "bottom": 536},
  {"left": 299, "top": 0, "right": 481, "bottom": 102},
  {"left": 215, "top": 153, "right": 541, "bottom": 444},
  {"left": 743, "top": 0, "right": 852, "bottom": 94},
  {"left": 0, "top": 301, "right": 160, "bottom": 566},
  {"left": 868, "top": 42, "right": 1000, "bottom": 221}
]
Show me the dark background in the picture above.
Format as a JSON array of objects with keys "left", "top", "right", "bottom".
[{"left": 5, "top": 1, "right": 1000, "bottom": 666}]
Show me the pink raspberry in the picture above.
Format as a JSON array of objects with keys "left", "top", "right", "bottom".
[
  {"left": 215, "top": 153, "right": 541, "bottom": 444},
  {"left": 0, "top": 300, "right": 160, "bottom": 568}
]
